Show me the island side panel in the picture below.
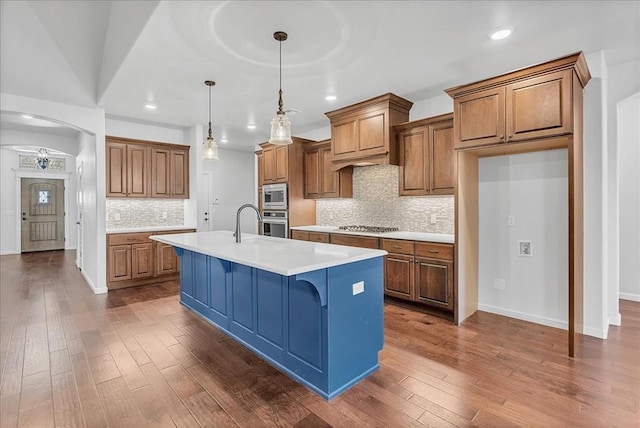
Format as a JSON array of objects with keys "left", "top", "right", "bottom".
[{"left": 326, "top": 257, "right": 384, "bottom": 397}]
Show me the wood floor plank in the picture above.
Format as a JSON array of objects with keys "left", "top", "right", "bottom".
[{"left": 2, "top": 250, "right": 639, "bottom": 428}]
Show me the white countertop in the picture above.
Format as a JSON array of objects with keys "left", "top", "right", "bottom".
[
  {"left": 106, "top": 225, "right": 196, "bottom": 234},
  {"left": 290, "top": 225, "right": 455, "bottom": 244},
  {"left": 151, "top": 230, "right": 387, "bottom": 276}
]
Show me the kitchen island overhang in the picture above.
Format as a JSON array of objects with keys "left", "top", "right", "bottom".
[{"left": 151, "top": 231, "right": 387, "bottom": 400}]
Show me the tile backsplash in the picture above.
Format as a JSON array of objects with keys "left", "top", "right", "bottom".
[
  {"left": 316, "top": 165, "right": 454, "bottom": 234},
  {"left": 106, "top": 199, "right": 184, "bottom": 229}
]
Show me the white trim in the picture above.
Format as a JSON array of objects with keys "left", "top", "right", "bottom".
[
  {"left": 478, "top": 304, "right": 568, "bottom": 330},
  {"left": 609, "top": 313, "right": 622, "bottom": 326},
  {"left": 81, "top": 269, "right": 107, "bottom": 294},
  {"left": 620, "top": 292, "right": 640, "bottom": 302},
  {"left": 14, "top": 169, "right": 72, "bottom": 253},
  {"left": 583, "top": 325, "right": 609, "bottom": 340},
  {"left": 0, "top": 250, "right": 20, "bottom": 255}
]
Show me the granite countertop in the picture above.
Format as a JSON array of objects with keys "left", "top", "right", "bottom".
[
  {"left": 290, "top": 225, "right": 455, "bottom": 244},
  {"left": 151, "top": 230, "right": 387, "bottom": 276},
  {"left": 106, "top": 225, "right": 196, "bottom": 234}
]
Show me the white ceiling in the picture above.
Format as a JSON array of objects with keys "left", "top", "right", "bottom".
[{"left": 1, "top": 1, "right": 639, "bottom": 152}]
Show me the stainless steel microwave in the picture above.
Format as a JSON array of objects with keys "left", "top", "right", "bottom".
[{"left": 262, "top": 183, "right": 287, "bottom": 210}]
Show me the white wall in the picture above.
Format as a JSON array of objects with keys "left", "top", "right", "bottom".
[
  {"left": 618, "top": 94, "right": 640, "bottom": 302},
  {"left": 409, "top": 93, "right": 453, "bottom": 121},
  {"left": 478, "top": 150, "right": 569, "bottom": 329},
  {"left": 106, "top": 117, "right": 186, "bottom": 144},
  {"left": 202, "top": 148, "right": 257, "bottom": 233}
]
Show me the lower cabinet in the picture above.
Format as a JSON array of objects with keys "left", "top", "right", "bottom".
[
  {"left": 382, "top": 238, "right": 454, "bottom": 312},
  {"left": 107, "top": 229, "right": 194, "bottom": 289}
]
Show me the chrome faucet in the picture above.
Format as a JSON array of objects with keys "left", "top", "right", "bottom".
[{"left": 234, "top": 204, "right": 263, "bottom": 243}]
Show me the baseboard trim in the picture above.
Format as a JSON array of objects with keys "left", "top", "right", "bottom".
[
  {"left": 609, "top": 313, "right": 622, "bottom": 326},
  {"left": 583, "top": 325, "right": 608, "bottom": 339},
  {"left": 0, "top": 250, "right": 20, "bottom": 255},
  {"left": 81, "top": 270, "right": 107, "bottom": 294},
  {"left": 619, "top": 292, "right": 640, "bottom": 302},
  {"left": 477, "top": 304, "right": 568, "bottom": 330}
]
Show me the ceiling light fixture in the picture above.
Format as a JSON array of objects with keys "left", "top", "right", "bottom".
[
  {"left": 489, "top": 26, "right": 514, "bottom": 40},
  {"left": 35, "top": 147, "right": 50, "bottom": 170},
  {"left": 325, "top": 95, "right": 337, "bottom": 101},
  {"left": 202, "top": 80, "right": 219, "bottom": 160},
  {"left": 144, "top": 104, "right": 157, "bottom": 110},
  {"left": 247, "top": 124, "right": 256, "bottom": 130},
  {"left": 268, "top": 31, "right": 292, "bottom": 146},
  {"left": 21, "top": 114, "right": 33, "bottom": 119},
  {"left": 221, "top": 138, "right": 228, "bottom": 144}
]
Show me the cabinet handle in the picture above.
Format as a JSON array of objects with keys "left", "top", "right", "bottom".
[
  {"left": 393, "top": 245, "right": 402, "bottom": 249},
  {"left": 428, "top": 250, "right": 439, "bottom": 253}
]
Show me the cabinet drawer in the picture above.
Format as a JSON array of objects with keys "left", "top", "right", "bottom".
[
  {"left": 330, "top": 234, "right": 379, "bottom": 249},
  {"left": 308, "top": 232, "right": 330, "bottom": 243},
  {"left": 381, "top": 239, "right": 415, "bottom": 255},
  {"left": 108, "top": 232, "right": 152, "bottom": 246},
  {"left": 414, "top": 242, "right": 453, "bottom": 260},
  {"left": 291, "top": 230, "right": 309, "bottom": 241}
]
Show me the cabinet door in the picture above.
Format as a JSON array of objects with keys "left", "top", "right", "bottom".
[
  {"left": 506, "top": 69, "right": 573, "bottom": 142},
  {"left": 257, "top": 153, "right": 265, "bottom": 187},
  {"left": 108, "top": 245, "right": 131, "bottom": 282},
  {"left": 275, "top": 146, "right": 288, "bottom": 182},
  {"left": 262, "top": 146, "right": 275, "bottom": 182},
  {"left": 399, "top": 126, "right": 429, "bottom": 196},
  {"left": 156, "top": 242, "right": 178, "bottom": 275},
  {"left": 320, "top": 146, "right": 339, "bottom": 197},
  {"left": 106, "top": 141, "right": 127, "bottom": 197},
  {"left": 304, "top": 149, "right": 320, "bottom": 198},
  {"left": 131, "top": 242, "right": 154, "bottom": 279},
  {"left": 415, "top": 257, "right": 453, "bottom": 311},
  {"left": 358, "top": 110, "right": 386, "bottom": 153},
  {"left": 429, "top": 121, "right": 455, "bottom": 195},
  {"left": 454, "top": 87, "right": 505, "bottom": 149},
  {"left": 308, "top": 232, "right": 329, "bottom": 243},
  {"left": 290, "top": 230, "right": 309, "bottom": 241},
  {"left": 384, "top": 254, "right": 414, "bottom": 300},
  {"left": 151, "top": 148, "right": 171, "bottom": 198},
  {"left": 330, "top": 234, "right": 379, "bottom": 249},
  {"left": 127, "top": 144, "right": 149, "bottom": 198},
  {"left": 332, "top": 120, "right": 357, "bottom": 157},
  {"left": 170, "top": 148, "right": 189, "bottom": 198}
]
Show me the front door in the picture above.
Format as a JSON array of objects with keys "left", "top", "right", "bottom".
[{"left": 21, "top": 178, "right": 65, "bottom": 252}]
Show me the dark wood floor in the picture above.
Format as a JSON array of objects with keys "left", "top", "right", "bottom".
[{"left": 1, "top": 250, "right": 638, "bottom": 427}]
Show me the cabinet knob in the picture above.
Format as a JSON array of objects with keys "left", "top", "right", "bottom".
[{"left": 499, "top": 135, "right": 504, "bottom": 140}]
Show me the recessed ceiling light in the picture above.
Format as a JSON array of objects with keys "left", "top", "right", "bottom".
[
  {"left": 21, "top": 114, "right": 33, "bottom": 119},
  {"left": 325, "top": 95, "right": 337, "bottom": 101},
  {"left": 247, "top": 124, "right": 256, "bottom": 130},
  {"left": 144, "top": 104, "right": 157, "bottom": 110},
  {"left": 489, "top": 26, "right": 514, "bottom": 40},
  {"left": 220, "top": 138, "right": 228, "bottom": 143}
]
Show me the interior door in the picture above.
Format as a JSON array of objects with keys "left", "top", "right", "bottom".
[
  {"left": 21, "top": 178, "right": 65, "bottom": 252},
  {"left": 198, "top": 172, "right": 213, "bottom": 231}
]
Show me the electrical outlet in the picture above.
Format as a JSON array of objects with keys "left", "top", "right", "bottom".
[
  {"left": 162, "top": 212, "right": 168, "bottom": 219},
  {"left": 352, "top": 281, "right": 364, "bottom": 295},
  {"left": 508, "top": 215, "right": 516, "bottom": 226},
  {"left": 430, "top": 213, "right": 437, "bottom": 224},
  {"left": 494, "top": 279, "right": 506, "bottom": 290}
]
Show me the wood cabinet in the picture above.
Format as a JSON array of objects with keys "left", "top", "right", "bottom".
[
  {"left": 396, "top": 114, "right": 454, "bottom": 196},
  {"left": 304, "top": 140, "right": 353, "bottom": 199},
  {"left": 381, "top": 238, "right": 454, "bottom": 312},
  {"left": 325, "top": 93, "right": 413, "bottom": 170},
  {"left": 330, "top": 234, "right": 380, "bottom": 249},
  {"left": 291, "top": 230, "right": 310, "bottom": 241},
  {"left": 151, "top": 146, "right": 190, "bottom": 198},
  {"left": 256, "top": 138, "right": 316, "bottom": 229},
  {"left": 291, "top": 230, "right": 331, "bottom": 243},
  {"left": 449, "top": 68, "right": 575, "bottom": 150},
  {"left": 106, "top": 140, "right": 150, "bottom": 198},
  {"left": 262, "top": 144, "right": 289, "bottom": 183},
  {"left": 107, "top": 229, "right": 194, "bottom": 289},
  {"left": 107, "top": 136, "right": 189, "bottom": 199}
]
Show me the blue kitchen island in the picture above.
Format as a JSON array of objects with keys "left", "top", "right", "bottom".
[{"left": 151, "top": 231, "right": 387, "bottom": 400}]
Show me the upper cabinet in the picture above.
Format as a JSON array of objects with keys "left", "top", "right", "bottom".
[
  {"left": 396, "top": 113, "right": 454, "bottom": 196},
  {"left": 106, "top": 136, "right": 190, "bottom": 199},
  {"left": 325, "top": 93, "right": 413, "bottom": 170},
  {"left": 446, "top": 53, "right": 590, "bottom": 150},
  {"left": 303, "top": 140, "right": 353, "bottom": 199},
  {"left": 262, "top": 144, "right": 289, "bottom": 183}
]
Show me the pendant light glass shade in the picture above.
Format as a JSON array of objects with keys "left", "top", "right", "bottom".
[
  {"left": 268, "top": 31, "right": 292, "bottom": 145},
  {"left": 202, "top": 80, "right": 219, "bottom": 160}
]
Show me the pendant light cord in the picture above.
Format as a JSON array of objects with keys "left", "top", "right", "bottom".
[
  {"left": 278, "top": 38, "right": 283, "bottom": 114},
  {"left": 208, "top": 83, "right": 212, "bottom": 139}
]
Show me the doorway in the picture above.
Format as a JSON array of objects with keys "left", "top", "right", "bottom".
[{"left": 21, "top": 178, "right": 65, "bottom": 252}]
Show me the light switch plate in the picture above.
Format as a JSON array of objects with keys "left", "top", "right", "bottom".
[{"left": 352, "top": 281, "right": 364, "bottom": 295}]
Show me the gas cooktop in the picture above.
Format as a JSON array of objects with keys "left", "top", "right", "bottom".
[{"left": 338, "top": 225, "right": 399, "bottom": 233}]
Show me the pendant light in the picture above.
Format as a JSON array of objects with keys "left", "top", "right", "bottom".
[
  {"left": 202, "top": 80, "right": 219, "bottom": 160},
  {"left": 269, "top": 31, "right": 292, "bottom": 145}
]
